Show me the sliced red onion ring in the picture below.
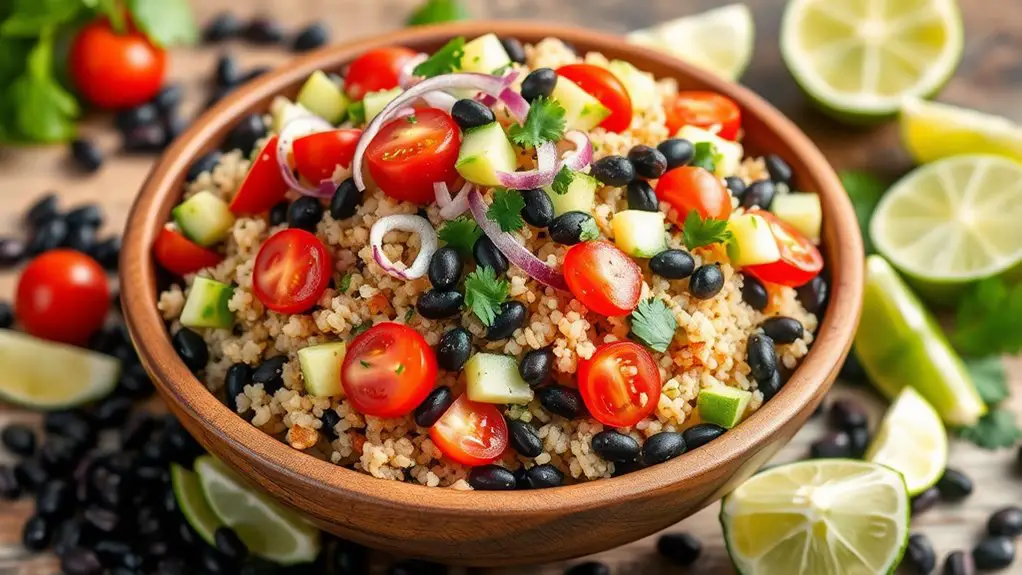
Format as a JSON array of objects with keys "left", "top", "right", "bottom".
[
  {"left": 439, "top": 181, "right": 472, "bottom": 220},
  {"left": 277, "top": 115, "right": 337, "bottom": 198},
  {"left": 369, "top": 214, "right": 438, "bottom": 281},
  {"left": 560, "top": 130, "right": 594, "bottom": 172},
  {"left": 498, "top": 88, "right": 530, "bottom": 123},
  {"left": 420, "top": 91, "right": 457, "bottom": 114},
  {"left": 496, "top": 141, "right": 558, "bottom": 189},
  {"left": 467, "top": 189, "right": 567, "bottom": 291},
  {"left": 478, "top": 71, "right": 522, "bottom": 110},
  {"left": 433, "top": 181, "right": 453, "bottom": 209},
  {"left": 398, "top": 53, "right": 429, "bottom": 88}
]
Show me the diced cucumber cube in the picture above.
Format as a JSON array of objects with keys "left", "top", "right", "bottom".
[
  {"left": 608, "top": 60, "right": 658, "bottom": 111},
  {"left": 180, "top": 277, "right": 234, "bottom": 330},
  {"left": 172, "top": 191, "right": 235, "bottom": 247},
  {"left": 465, "top": 353, "right": 534, "bottom": 405},
  {"left": 551, "top": 77, "right": 612, "bottom": 132},
  {"left": 457, "top": 33, "right": 513, "bottom": 75},
  {"left": 298, "top": 342, "right": 347, "bottom": 398},
  {"left": 676, "top": 125, "right": 744, "bottom": 178},
  {"left": 364, "top": 88, "right": 404, "bottom": 123},
  {"left": 771, "top": 193, "right": 822, "bottom": 244},
  {"left": 543, "top": 171, "right": 600, "bottom": 216},
  {"left": 455, "top": 122, "right": 517, "bottom": 187},
  {"left": 612, "top": 210, "right": 668, "bottom": 258},
  {"left": 297, "top": 70, "right": 351, "bottom": 124},
  {"left": 727, "top": 213, "right": 781, "bottom": 267},
  {"left": 697, "top": 386, "right": 752, "bottom": 428}
]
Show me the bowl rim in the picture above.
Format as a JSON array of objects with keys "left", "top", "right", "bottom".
[{"left": 121, "top": 21, "right": 863, "bottom": 516}]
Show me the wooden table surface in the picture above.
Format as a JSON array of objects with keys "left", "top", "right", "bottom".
[{"left": 2, "top": 0, "right": 1022, "bottom": 573}]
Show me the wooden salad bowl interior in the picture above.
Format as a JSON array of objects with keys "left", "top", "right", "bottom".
[{"left": 120, "top": 21, "right": 864, "bottom": 566}]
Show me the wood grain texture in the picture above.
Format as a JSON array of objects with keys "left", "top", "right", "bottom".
[{"left": 0, "top": 0, "right": 1020, "bottom": 573}]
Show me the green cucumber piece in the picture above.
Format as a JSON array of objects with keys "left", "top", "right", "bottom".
[
  {"left": 364, "top": 88, "right": 404, "bottom": 123},
  {"left": 727, "top": 213, "right": 781, "bottom": 267},
  {"left": 611, "top": 210, "right": 667, "bottom": 258},
  {"left": 771, "top": 192, "right": 822, "bottom": 243},
  {"left": 172, "top": 191, "right": 235, "bottom": 247},
  {"left": 608, "top": 60, "right": 658, "bottom": 111},
  {"left": 298, "top": 342, "right": 347, "bottom": 398},
  {"left": 543, "top": 171, "right": 599, "bottom": 216},
  {"left": 551, "top": 77, "right": 612, "bottom": 132},
  {"left": 297, "top": 71, "right": 350, "bottom": 124},
  {"left": 458, "top": 33, "right": 513, "bottom": 75},
  {"left": 675, "top": 125, "right": 743, "bottom": 177},
  {"left": 455, "top": 122, "right": 517, "bottom": 187},
  {"left": 697, "top": 386, "right": 752, "bottom": 428},
  {"left": 180, "top": 277, "right": 234, "bottom": 330},
  {"left": 465, "top": 353, "right": 534, "bottom": 405}
]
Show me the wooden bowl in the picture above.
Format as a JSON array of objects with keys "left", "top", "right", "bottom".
[{"left": 121, "top": 21, "right": 863, "bottom": 567}]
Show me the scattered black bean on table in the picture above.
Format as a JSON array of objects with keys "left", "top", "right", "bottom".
[
  {"left": 292, "top": 21, "right": 330, "bottom": 52},
  {"left": 657, "top": 532, "right": 702, "bottom": 566},
  {"left": 903, "top": 533, "right": 937, "bottom": 575},
  {"left": 911, "top": 486, "right": 941, "bottom": 516},
  {"left": 937, "top": 468, "right": 974, "bottom": 502},
  {"left": 564, "top": 561, "right": 611, "bottom": 575},
  {"left": 988, "top": 506, "right": 1022, "bottom": 538}
]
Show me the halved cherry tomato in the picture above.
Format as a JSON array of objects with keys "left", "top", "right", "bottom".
[
  {"left": 656, "top": 166, "right": 732, "bottom": 223},
  {"left": 341, "top": 323, "right": 438, "bottom": 418},
  {"left": 365, "top": 109, "right": 461, "bottom": 205},
  {"left": 429, "top": 395, "right": 508, "bottom": 466},
  {"left": 665, "top": 91, "right": 742, "bottom": 140},
  {"left": 743, "top": 211, "right": 824, "bottom": 288},
  {"left": 563, "top": 240, "right": 642, "bottom": 317},
  {"left": 153, "top": 228, "right": 224, "bottom": 276},
  {"left": 345, "top": 46, "right": 418, "bottom": 101},
  {"left": 578, "top": 341, "right": 663, "bottom": 428},
  {"left": 16, "top": 250, "right": 109, "bottom": 345},
  {"left": 292, "top": 129, "right": 362, "bottom": 183},
  {"left": 252, "top": 229, "right": 332, "bottom": 314},
  {"left": 229, "top": 136, "right": 290, "bottom": 215},
  {"left": 556, "top": 64, "right": 633, "bottom": 133}
]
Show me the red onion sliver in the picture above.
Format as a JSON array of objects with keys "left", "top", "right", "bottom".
[
  {"left": 498, "top": 88, "right": 530, "bottom": 124},
  {"left": 439, "top": 181, "right": 472, "bottom": 220},
  {"left": 560, "top": 130, "right": 594, "bottom": 172},
  {"left": 420, "top": 91, "right": 458, "bottom": 114},
  {"left": 467, "top": 189, "right": 567, "bottom": 291},
  {"left": 433, "top": 181, "right": 453, "bottom": 209},
  {"left": 369, "top": 214, "right": 438, "bottom": 281},
  {"left": 478, "top": 70, "right": 520, "bottom": 108},
  {"left": 277, "top": 115, "right": 337, "bottom": 198},
  {"left": 495, "top": 141, "right": 558, "bottom": 189},
  {"left": 398, "top": 53, "right": 429, "bottom": 89}
]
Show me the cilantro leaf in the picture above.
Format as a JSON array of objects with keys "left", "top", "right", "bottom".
[
  {"left": 464, "top": 266, "right": 509, "bottom": 326},
  {"left": 551, "top": 166, "right": 575, "bottom": 195},
  {"left": 965, "top": 356, "right": 1009, "bottom": 406},
  {"left": 487, "top": 188, "right": 526, "bottom": 233},
  {"left": 7, "top": 32, "right": 79, "bottom": 143},
  {"left": 953, "top": 278, "right": 1022, "bottom": 357},
  {"left": 630, "top": 299, "right": 677, "bottom": 352},
  {"left": 957, "top": 409, "right": 1022, "bottom": 450},
  {"left": 682, "top": 210, "right": 732, "bottom": 250},
  {"left": 413, "top": 37, "right": 465, "bottom": 78},
  {"left": 350, "top": 321, "right": 371, "bottom": 336},
  {"left": 579, "top": 217, "right": 600, "bottom": 241},
  {"left": 407, "top": 0, "right": 470, "bottom": 26},
  {"left": 839, "top": 170, "right": 887, "bottom": 254},
  {"left": 0, "top": 0, "right": 82, "bottom": 37},
  {"left": 437, "top": 216, "right": 482, "bottom": 257},
  {"left": 690, "top": 142, "right": 721, "bottom": 173},
  {"left": 127, "top": 0, "right": 198, "bottom": 47},
  {"left": 338, "top": 273, "right": 352, "bottom": 293},
  {"left": 508, "top": 97, "right": 566, "bottom": 148}
]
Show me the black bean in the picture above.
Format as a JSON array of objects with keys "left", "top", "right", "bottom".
[
  {"left": 467, "top": 465, "right": 516, "bottom": 490},
  {"left": 83, "top": 506, "right": 119, "bottom": 534},
  {"left": 625, "top": 180, "right": 659, "bottom": 212},
  {"left": 989, "top": 507, "right": 1022, "bottom": 538},
  {"left": 2, "top": 424, "right": 36, "bottom": 456},
  {"left": 689, "top": 263, "right": 724, "bottom": 299},
  {"left": 508, "top": 420, "right": 543, "bottom": 458},
  {"left": 761, "top": 316, "right": 805, "bottom": 344},
  {"left": 70, "top": 139, "right": 103, "bottom": 172},
  {"left": 740, "top": 179, "right": 776, "bottom": 210},
  {"left": 973, "top": 536, "right": 1015, "bottom": 570},
  {"left": 226, "top": 114, "right": 268, "bottom": 155},
  {"left": 521, "top": 68, "right": 557, "bottom": 102},
  {"left": 292, "top": 22, "right": 330, "bottom": 52},
  {"left": 0, "top": 301, "right": 12, "bottom": 329},
  {"left": 428, "top": 247, "right": 462, "bottom": 289},
  {"left": 36, "top": 479, "right": 73, "bottom": 518},
  {"left": 911, "top": 487, "right": 940, "bottom": 516},
  {"left": 828, "top": 399, "right": 868, "bottom": 431},
  {"left": 0, "top": 465, "right": 20, "bottom": 500},
  {"left": 389, "top": 559, "right": 446, "bottom": 575},
  {"left": 224, "top": 363, "right": 252, "bottom": 413},
  {"left": 90, "top": 236, "right": 121, "bottom": 270},
  {"left": 93, "top": 396, "right": 133, "bottom": 428},
  {"left": 943, "top": 550, "right": 975, "bottom": 575},
  {"left": 414, "top": 386, "right": 454, "bottom": 428},
  {"left": 122, "top": 123, "right": 168, "bottom": 153},
  {"left": 535, "top": 386, "right": 583, "bottom": 421},
  {"left": 243, "top": 16, "right": 285, "bottom": 44},
  {"left": 323, "top": 180, "right": 361, "bottom": 223},
  {"left": 26, "top": 193, "right": 60, "bottom": 228},
  {"left": 15, "top": 458, "right": 49, "bottom": 491},
  {"left": 549, "top": 211, "right": 596, "bottom": 245},
  {"left": 451, "top": 99, "right": 496, "bottom": 131},
  {"left": 746, "top": 334, "right": 777, "bottom": 383},
  {"left": 238, "top": 66, "right": 272, "bottom": 84},
  {"left": 473, "top": 235, "right": 508, "bottom": 275},
  {"left": 166, "top": 111, "right": 189, "bottom": 143},
  {"left": 250, "top": 356, "right": 287, "bottom": 396},
  {"left": 116, "top": 363, "right": 154, "bottom": 400},
  {"left": 628, "top": 145, "right": 668, "bottom": 179},
  {"left": 214, "top": 54, "right": 242, "bottom": 88},
  {"left": 657, "top": 138, "right": 693, "bottom": 170},
  {"left": 39, "top": 438, "right": 82, "bottom": 472},
  {"left": 416, "top": 289, "right": 464, "bottom": 319},
  {"left": 486, "top": 301, "right": 527, "bottom": 340},
  {"left": 590, "top": 155, "right": 635, "bottom": 187},
  {"left": 565, "top": 561, "right": 610, "bottom": 575},
  {"left": 519, "top": 348, "right": 554, "bottom": 386},
  {"left": 52, "top": 518, "right": 84, "bottom": 558},
  {"left": 435, "top": 328, "right": 472, "bottom": 372},
  {"left": 288, "top": 197, "right": 325, "bottom": 231},
  {"left": 810, "top": 431, "right": 852, "bottom": 459},
  {"left": 204, "top": 12, "right": 243, "bottom": 42},
  {"left": 45, "top": 410, "right": 93, "bottom": 438},
  {"left": 500, "top": 37, "right": 526, "bottom": 64},
  {"left": 903, "top": 534, "right": 937, "bottom": 575},
  {"left": 725, "top": 176, "right": 747, "bottom": 200},
  {"left": 28, "top": 217, "right": 69, "bottom": 255},
  {"left": 591, "top": 430, "right": 640, "bottom": 462},
  {"left": 848, "top": 426, "right": 870, "bottom": 458},
  {"left": 650, "top": 249, "right": 695, "bottom": 279},
  {"left": 765, "top": 154, "right": 793, "bottom": 185},
  {"left": 521, "top": 188, "right": 555, "bottom": 227},
  {"left": 152, "top": 83, "right": 183, "bottom": 114},
  {"left": 69, "top": 206, "right": 104, "bottom": 230},
  {"left": 642, "top": 432, "right": 686, "bottom": 466},
  {"left": 172, "top": 328, "right": 209, "bottom": 372},
  {"left": 682, "top": 423, "right": 726, "bottom": 451},
  {"left": 797, "top": 274, "right": 829, "bottom": 314},
  {"left": 524, "top": 464, "right": 563, "bottom": 489},
  {"left": 22, "top": 514, "right": 52, "bottom": 551},
  {"left": 215, "top": 526, "right": 249, "bottom": 561},
  {"left": 62, "top": 547, "right": 103, "bottom": 575},
  {"left": 187, "top": 151, "right": 222, "bottom": 182},
  {"left": 115, "top": 104, "right": 159, "bottom": 133},
  {"left": 936, "top": 468, "right": 973, "bottom": 501},
  {"left": 0, "top": 237, "right": 26, "bottom": 268},
  {"left": 65, "top": 223, "right": 96, "bottom": 253},
  {"left": 94, "top": 539, "right": 132, "bottom": 566},
  {"left": 658, "top": 532, "right": 702, "bottom": 566}
]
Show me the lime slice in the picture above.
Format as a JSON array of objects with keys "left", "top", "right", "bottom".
[
  {"left": 901, "top": 97, "right": 1022, "bottom": 164},
  {"left": 865, "top": 387, "right": 947, "bottom": 496},
  {"left": 171, "top": 463, "right": 223, "bottom": 546},
  {"left": 0, "top": 329, "right": 120, "bottom": 409},
  {"left": 780, "top": 0, "right": 963, "bottom": 122},
  {"left": 721, "top": 459, "right": 909, "bottom": 575},
  {"left": 870, "top": 155, "right": 1022, "bottom": 301},
  {"left": 194, "top": 455, "right": 321, "bottom": 564},
  {"left": 626, "top": 4, "right": 754, "bottom": 81},
  {"left": 855, "top": 255, "right": 986, "bottom": 427}
]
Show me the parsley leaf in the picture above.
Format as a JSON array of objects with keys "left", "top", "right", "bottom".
[
  {"left": 965, "top": 356, "right": 1009, "bottom": 406},
  {"left": 839, "top": 170, "right": 888, "bottom": 254},
  {"left": 127, "top": 0, "right": 198, "bottom": 48},
  {"left": 508, "top": 97, "right": 566, "bottom": 148},
  {"left": 551, "top": 166, "right": 575, "bottom": 195},
  {"left": 413, "top": 37, "right": 465, "bottom": 78},
  {"left": 953, "top": 278, "right": 1022, "bottom": 357},
  {"left": 464, "top": 266, "right": 509, "bottom": 326},
  {"left": 690, "top": 142, "right": 721, "bottom": 173},
  {"left": 630, "top": 299, "right": 677, "bottom": 352},
  {"left": 437, "top": 216, "right": 482, "bottom": 257},
  {"left": 338, "top": 273, "right": 352, "bottom": 293},
  {"left": 682, "top": 210, "right": 732, "bottom": 250},
  {"left": 487, "top": 188, "right": 526, "bottom": 233},
  {"left": 350, "top": 322, "right": 372, "bottom": 336},
  {"left": 579, "top": 217, "right": 600, "bottom": 241},
  {"left": 957, "top": 409, "right": 1022, "bottom": 450},
  {"left": 407, "top": 0, "right": 470, "bottom": 26}
]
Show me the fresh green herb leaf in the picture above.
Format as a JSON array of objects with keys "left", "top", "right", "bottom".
[
  {"left": 486, "top": 188, "right": 526, "bottom": 233},
  {"left": 126, "top": 0, "right": 198, "bottom": 47},
  {"left": 579, "top": 217, "right": 600, "bottom": 241},
  {"left": 0, "top": 0, "right": 83, "bottom": 37},
  {"left": 551, "top": 166, "right": 575, "bottom": 195},
  {"left": 957, "top": 408, "right": 1022, "bottom": 450},
  {"left": 338, "top": 273, "right": 352, "bottom": 293},
  {"left": 839, "top": 170, "right": 888, "bottom": 254},
  {"left": 407, "top": 0, "right": 470, "bottom": 26},
  {"left": 464, "top": 266, "right": 509, "bottom": 326},
  {"left": 413, "top": 37, "right": 465, "bottom": 78},
  {"left": 395, "top": 363, "right": 405, "bottom": 375},
  {"left": 690, "top": 142, "right": 721, "bottom": 173},
  {"left": 953, "top": 278, "right": 1022, "bottom": 357},
  {"left": 406, "top": 114, "right": 418, "bottom": 124},
  {"left": 360, "top": 360, "right": 371, "bottom": 368},
  {"left": 404, "top": 308, "right": 415, "bottom": 322},
  {"left": 965, "top": 356, "right": 1009, "bottom": 406},
  {"left": 347, "top": 100, "right": 366, "bottom": 126},
  {"left": 682, "top": 210, "right": 732, "bottom": 250},
  {"left": 630, "top": 299, "right": 677, "bottom": 352},
  {"left": 437, "top": 215, "right": 483, "bottom": 257},
  {"left": 490, "top": 63, "right": 512, "bottom": 76},
  {"left": 508, "top": 96, "right": 566, "bottom": 148},
  {"left": 6, "top": 31, "right": 79, "bottom": 143},
  {"left": 350, "top": 321, "right": 371, "bottom": 336}
]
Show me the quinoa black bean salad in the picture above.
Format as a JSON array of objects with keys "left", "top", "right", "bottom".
[{"left": 156, "top": 33, "right": 827, "bottom": 490}]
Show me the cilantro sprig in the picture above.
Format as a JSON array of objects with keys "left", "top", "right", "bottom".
[
  {"left": 953, "top": 278, "right": 1022, "bottom": 357},
  {"left": 508, "top": 97, "right": 566, "bottom": 149},
  {"left": 630, "top": 299, "right": 677, "bottom": 352},
  {"left": 413, "top": 36, "right": 465, "bottom": 78},
  {"left": 464, "top": 266, "right": 509, "bottom": 326},
  {"left": 486, "top": 188, "right": 526, "bottom": 233},
  {"left": 437, "top": 216, "right": 482, "bottom": 257},
  {"left": 957, "top": 409, "right": 1022, "bottom": 450},
  {"left": 690, "top": 142, "right": 722, "bottom": 173},
  {"left": 681, "top": 210, "right": 733, "bottom": 250},
  {"left": 551, "top": 166, "right": 575, "bottom": 196},
  {"left": 578, "top": 218, "right": 600, "bottom": 242}
]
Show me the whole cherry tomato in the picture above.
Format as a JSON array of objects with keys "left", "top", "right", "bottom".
[{"left": 69, "top": 19, "right": 167, "bottom": 109}]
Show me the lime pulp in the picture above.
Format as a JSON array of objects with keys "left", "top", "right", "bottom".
[{"left": 865, "top": 387, "right": 948, "bottom": 496}]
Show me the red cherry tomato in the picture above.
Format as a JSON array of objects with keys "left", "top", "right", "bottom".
[
  {"left": 429, "top": 395, "right": 508, "bottom": 466},
  {"left": 228, "top": 136, "right": 290, "bottom": 215},
  {"left": 153, "top": 228, "right": 224, "bottom": 276},
  {"left": 656, "top": 167, "right": 732, "bottom": 223},
  {"left": 341, "top": 323, "right": 438, "bottom": 418},
  {"left": 665, "top": 91, "right": 742, "bottom": 140},
  {"left": 16, "top": 250, "right": 109, "bottom": 345},
  {"left": 578, "top": 341, "right": 663, "bottom": 427},
  {"left": 365, "top": 109, "right": 461, "bottom": 205},
  {"left": 344, "top": 46, "right": 418, "bottom": 101},
  {"left": 563, "top": 241, "right": 642, "bottom": 317},
  {"left": 743, "top": 211, "right": 824, "bottom": 288},
  {"left": 252, "top": 229, "right": 332, "bottom": 314},
  {"left": 292, "top": 129, "right": 362, "bottom": 183},
  {"left": 69, "top": 19, "right": 166, "bottom": 109},
  {"left": 556, "top": 64, "right": 634, "bottom": 133}
]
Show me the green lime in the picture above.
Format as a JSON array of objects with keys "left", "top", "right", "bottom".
[
  {"left": 865, "top": 387, "right": 947, "bottom": 496},
  {"left": 171, "top": 463, "right": 223, "bottom": 546},
  {"left": 194, "top": 456, "right": 321, "bottom": 564},
  {"left": 901, "top": 97, "right": 1022, "bottom": 164},
  {"left": 855, "top": 255, "right": 986, "bottom": 427},
  {"left": 0, "top": 329, "right": 120, "bottom": 409},
  {"left": 780, "top": 0, "right": 963, "bottom": 123},
  {"left": 721, "top": 459, "right": 909, "bottom": 575}
]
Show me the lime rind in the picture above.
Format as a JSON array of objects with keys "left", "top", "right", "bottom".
[
  {"left": 171, "top": 463, "right": 223, "bottom": 546},
  {"left": 865, "top": 387, "right": 948, "bottom": 496},
  {"left": 0, "top": 329, "right": 120, "bottom": 409},
  {"left": 901, "top": 97, "right": 1022, "bottom": 164}
]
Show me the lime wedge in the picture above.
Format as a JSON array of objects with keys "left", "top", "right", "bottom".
[
  {"left": 626, "top": 4, "right": 754, "bottom": 81},
  {"left": 721, "top": 459, "right": 909, "bottom": 575},
  {"left": 194, "top": 456, "right": 321, "bottom": 564},
  {"left": 855, "top": 255, "right": 986, "bottom": 427},
  {"left": 901, "top": 97, "right": 1022, "bottom": 164},
  {"left": 172, "top": 463, "right": 223, "bottom": 546},
  {"left": 780, "top": 0, "right": 963, "bottom": 122},
  {"left": 865, "top": 387, "right": 947, "bottom": 496},
  {"left": 0, "top": 329, "right": 120, "bottom": 409}
]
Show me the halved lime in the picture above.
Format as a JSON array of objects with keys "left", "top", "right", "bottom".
[
  {"left": 171, "top": 463, "right": 223, "bottom": 546},
  {"left": 721, "top": 459, "right": 909, "bottom": 575},
  {"left": 0, "top": 329, "right": 120, "bottom": 409},
  {"left": 901, "top": 97, "right": 1022, "bottom": 164},
  {"left": 870, "top": 155, "right": 1022, "bottom": 301},
  {"left": 626, "top": 4, "right": 754, "bottom": 81},
  {"left": 194, "top": 456, "right": 321, "bottom": 564},
  {"left": 855, "top": 255, "right": 986, "bottom": 427},
  {"left": 865, "top": 387, "right": 947, "bottom": 496},
  {"left": 780, "top": 0, "right": 963, "bottom": 122}
]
